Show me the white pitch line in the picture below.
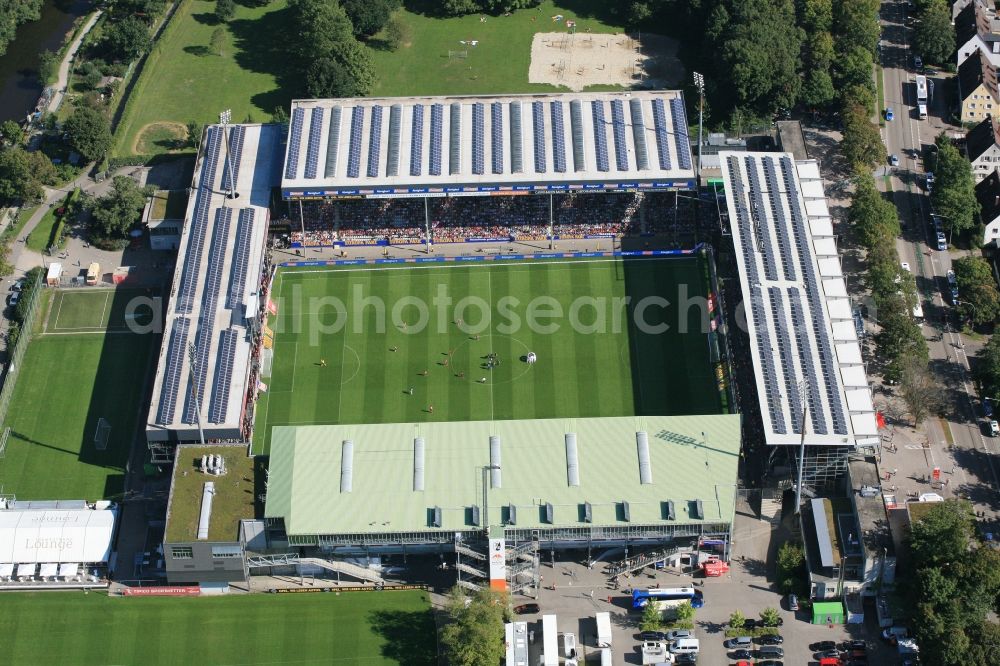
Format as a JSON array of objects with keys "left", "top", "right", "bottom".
[
  {"left": 98, "top": 290, "right": 112, "bottom": 328},
  {"left": 486, "top": 267, "right": 495, "bottom": 422}
]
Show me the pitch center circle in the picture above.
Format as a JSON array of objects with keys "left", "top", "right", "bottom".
[{"left": 449, "top": 333, "right": 534, "bottom": 385}]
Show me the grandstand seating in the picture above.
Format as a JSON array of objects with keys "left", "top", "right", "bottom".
[
  {"left": 550, "top": 101, "right": 567, "bottom": 173},
  {"left": 430, "top": 104, "right": 443, "bottom": 176},
  {"left": 324, "top": 106, "right": 342, "bottom": 178},
  {"left": 386, "top": 105, "right": 402, "bottom": 177},
  {"left": 347, "top": 106, "right": 364, "bottom": 178},
  {"left": 227, "top": 209, "right": 255, "bottom": 309},
  {"left": 183, "top": 206, "right": 232, "bottom": 425},
  {"left": 491, "top": 102, "right": 503, "bottom": 174},
  {"left": 410, "top": 105, "right": 424, "bottom": 177},
  {"left": 591, "top": 101, "right": 609, "bottom": 172},
  {"left": 629, "top": 98, "right": 649, "bottom": 171},
  {"left": 155, "top": 317, "right": 191, "bottom": 425},
  {"left": 304, "top": 107, "right": 325, "bottom": 179},
  {"left": 367, "top": 105, "right": 383, "bottom": 178},
  {"left": 532, "top": 101, "right": 546, "bottom": 173},
  {"left": 472, "top": 102, "right": 485, "bottom": 175},
  {"left": 669, "top": 98, "right": 692, "bottom": 170},
  {"left": 208, "top": 328, "right": 240, "bottom": 424},
  {"left": 610, "top": 99, "right": 629, "bottom": 171},
  {"left": 651, "top": 99, "right": 671, "bottom": 170},
  {"left": 509, "top": 102, "right": 523, "bottom": 173},
  {"left": 284, "top": 108, "right": 304, "bottom": 180},
  {"left": 569, "top": 100, "right": 585, "bottom": 172}
]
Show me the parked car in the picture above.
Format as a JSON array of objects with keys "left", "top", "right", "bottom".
[
  {"left": 841, "top": 640, "right": 867, "bottom": 651},
  {"left": 786, "top": 594, "right": 799, "bottom": 611},
  {"left": 639, "top": 631, "right": 666, "bottom": 641},
  {"left": 757, "top": 660, "right": 784, "bottom": 666},
  {"left": 725, "top": 636, "right": 753, "bottom": 650},
  {"left": 914, "top": 54, "right": 923, "bottom": 69},
  {"left": 673, "top": 654, "right": 698, "bottom": 664},
  {"left": 730, "top": 649, "right": 753, "bottom": 660},
  {"left": 8, "top": 292, "right": 19, "bottom": 307},
  {"left": 818, "top": 649, "right": 842, "bottom": 659},
  {"left": 936, "top": 231, "right": 947, "bottom": 250},
  {"left": 990, "top": 420, "right": 999, "bottom": 437},
  {"left": 513, "top": 603, "right": 539, "bottom": 615},
  {"left": 811, "top": 641, "right": 838, "bottom": 651},
  {"left": 9, "top": 279, "right": 23, "bottom": 292},
  {"left": 985, "top": 396, "right": 994, "bottom": 418},
  {"left": 885, "top": 107, "right": 895, "bottom": 121},
  {"left": 757, "top": 634, "right": 784, "bottom": 645},
  {"left": 900, "top": 261, "right": 911, "bottom": 272},
  {"left": 665, "top": 630, "right": 693, "bottom": 641}
]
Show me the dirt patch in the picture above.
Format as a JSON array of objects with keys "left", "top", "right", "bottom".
[
  {"left": 133, "top": 121, "right": 188, "bottom": 155},
  {"left": 528, "top": 32, "right": 683, "bottom": 91}
]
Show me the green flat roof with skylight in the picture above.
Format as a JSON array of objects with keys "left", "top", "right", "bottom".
[
  {"left": 166, "top": 445, "right": 255, "bottom": 543},
  {"left": 264, "top": 414, "right": 741, "bottom": 537}
]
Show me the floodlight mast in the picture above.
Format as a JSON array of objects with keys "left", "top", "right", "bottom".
[
  {"left": 794, "top": 380, "right": 809, "bottom": 515},
  {"left": 693, "top": 72, "right": 705, "bottom": 181},
  {"left": 220, "top": 109, "right": 236, "bottom": 198},
  {"left": 188, "top": 341, "right": 206, "bottom": 446}
]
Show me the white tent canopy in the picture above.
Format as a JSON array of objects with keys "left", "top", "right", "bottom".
[{"left": 0, "top": 508, "right": 116, "bottom": 564}]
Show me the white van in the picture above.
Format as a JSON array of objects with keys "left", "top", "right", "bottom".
[
  {"left": 918, "top": 104, "right": 927, "bottom": 119},
  {"left": 599, "top": 648, "right": 612, "bottom": 666},
  {"left": 562, "top": 633, "right": 577, "bottom": 659},
  {"left": 669, "top": 638, "right": 700, "bottom": 654},
  {"left": 912, "top": 298, "right": 924, "bottom": 320}
]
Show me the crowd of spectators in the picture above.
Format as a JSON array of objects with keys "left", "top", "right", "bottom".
[{"left": 286, "top": 192, "right": 700, "bottom": 246}]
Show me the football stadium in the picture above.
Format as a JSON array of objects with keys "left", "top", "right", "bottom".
[{"left": 150, "top": 91, "right": 745, "bottom": 590}]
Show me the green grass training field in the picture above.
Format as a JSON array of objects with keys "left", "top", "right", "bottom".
[
  {"left": 0, "top": 289, "right": 157, "bottom": 500},
  {"left": 253, "top": 256, "right": 721, "bottom": 453},
  {"left": 0, "top": 590, "right": 434, "bottom": 665}
]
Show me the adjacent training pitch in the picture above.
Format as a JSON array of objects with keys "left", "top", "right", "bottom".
[
  {"left": 0, "top": 590, "right": 434, "bottom": 665},
  {"left": 254, "top": 256, "right": 721, "bottom": 453}
]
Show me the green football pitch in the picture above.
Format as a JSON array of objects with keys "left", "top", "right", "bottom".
[
  {"left": 0, "top": 289, "right": 157, "bottom": 500},
  {"left": 254, "top": 256, "right": 722, "bottom": 453},
  {"left": 0, "top": 590, "right": 434, "bottom": 665}
]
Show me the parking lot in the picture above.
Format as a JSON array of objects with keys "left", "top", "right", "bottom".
[{"left": 508, "top": 513, "right": 900, "bottom": 665}]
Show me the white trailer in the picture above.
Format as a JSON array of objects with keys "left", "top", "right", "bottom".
[
  {"left": 541, "top": 615, "right": 558, "bottom": 666},
  {"left": 595, "top": 612, "right": 613, "bottom": 648}
]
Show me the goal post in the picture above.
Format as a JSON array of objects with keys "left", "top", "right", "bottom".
[{"left": 94, "top": 418, "right": 111, "bottom": 451}]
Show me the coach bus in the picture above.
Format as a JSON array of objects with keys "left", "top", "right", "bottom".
[{"left": 631, "top": 586, "right": 704, "bottom": 610}]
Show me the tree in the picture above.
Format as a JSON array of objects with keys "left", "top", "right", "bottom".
[
  {"left": 834, "top": 0, "right": 880, "bottom": 53},
  {"left": 776, "top": 542, "right": 805, "bottom": 594},
  {"left": 216, "top": 0, "right": 235, "bottom": 22},
  {"left": 210, "top": 27, "right": 226, "bottom": 56},
  {"left": 37, "top": 49, "right": 58, "bottom": 85},
  {"left": 341, "top": 0, "right": 395, "bottom": 37},
  {"left": 0, "top": 148, "right": 56, "bottom": 204},
  {"left": 186, "top": 121, "right": 203, "bottom": 149},
  {"left": 86, "top": 175, "right": 151, "bottom": 240},
  {"left": 907, "top": 499, "right": 973, "bottom": 569},
  {"left": 104, "top": 16, "right": 152, "bottom": 62},
  {"left": 728, "top": 609, "right": 746, "bottom": 630},
  {"left": 673, "top": 601, "right": 695, "bottom": 626},
  {"left": 849, "top": 171, "right": 900, "bottom": 249},
  {"left": 0, "top": 0, "right": 44, "bottom": 58},
  {"left": 954, "top": 256, "right": 1000, "bottom": 326},
  {"left": 0, "top": 120, "right": 22, "bottom": 145},
  {"left": 915, "top": 0, "right": 955, "bottom": 64},
  {"left": 975, "top": 334, "right": 1000, "bottom": 399},
  {"left": 640, "top": 601, "right": 663, "bottom": 632},
  {"left": 876, "top": 295, "right": 928, "bottom": 382},
  {"left": 382, "top": 14, "right": 410, "bottom": 51},
  {"left": 899, "top": 354, "right": 942, "bottom": 426},
  {"left": 759, "top": 607, "right": 781, "bottom": 627},
  {"left": 440, "top": 587, "right": 506, "bottom": 666},
  {"left": 289, "top": 0, "right": 355, "bottom": 62},
  {"left": 63, "top": 107, "right": 112, "bottom": 162},
  {"left": 841, "top": 104, "right": 884, "bottom": 169},
  {"left": 932, "top": 135, "right": 978, "bottom": 236}
]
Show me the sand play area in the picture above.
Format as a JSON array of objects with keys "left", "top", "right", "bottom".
[{"left": 528, "top": 32, "right": 683, "bottom": 91}]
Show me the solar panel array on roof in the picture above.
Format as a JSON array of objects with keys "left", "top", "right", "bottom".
[
  {"left": 155, "top": 317, "right": 191, "bottom": 425},
  {"left": 429, "top": 104, "right": 443, "bottom": 176},
  {"left": 449, "top": 102, "right": 461, "bottom": 175},
  {"left": 304, "top": 106, "right": 324, "bottom": 179},
  {"left": 743, "top": 157, "right": 780, "bottom": 282},
  {"left": 762, "top": 157, "right": 797, "bottom": 281},
  {"left": 509, "top": 102, "right": 523, "bottom": 173},
  {"left": 651, "top": 99, "right": 671, "bottom": 170},
  {"left": 183, "top": 205, "right": 232, "bottom": 424},
  {"left": 591, "top": 100, "right": 609, "bottom": 172},
  {"left": 768, "top": 287, "right": 803, "bottom": 425},
  {"left": 629, "top": 98, "right": 649, "bottom": 171},
  {"left": 175, "top": 188, "right": 213, "bottom": 314},
  {"left": 550, "top": 101, "right": 566, "bottom": 173},
  {"left": 491, "top": 102, "right": 503, "bottom": 174},
  {"left": 386, "top": 105, "right": 402, "bottom": 177},
  {"left": 367, "top": 105, "right": 383, "bottom": 178},
  {"left": 208, "top": 328, "right": 239, "bottom": 424},
  {"left": 670, "top": 98, "right": 692, "bottom": 169},
  {"left": 324, "top": 106, "right": 342, "bottom": 178},
  {"left": 284, "top": 108, "right": 304, "bottom": 179},
  {"left": 569, "top": 100, "right": 585, "bottom": 172},
  {"left": 220, "top": 125, "right": 246, "bottom": 191},
  {"left": 226, "top": 208, "right": 255, "bottom": 309},
  {"left": 472, "top": 102, "right": 485, "bottom": 175},
  {"left": 532, "top": 101, "right": 546, "bottom": 173},
  {"left": 410, "top": 104, "right": 423, "bottom": 177},
  {"left": 610, "top": 99, "right": 629, "bottom": 171},
  {"left": 347, "top": 106, "right": 364, "bottom": 178}
]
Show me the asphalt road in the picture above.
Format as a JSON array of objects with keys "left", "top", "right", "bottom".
[{"left": 877, "top": 0, "right": 1000, "bottom": 518}]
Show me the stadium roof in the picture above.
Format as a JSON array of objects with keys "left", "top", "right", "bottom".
[
  {"left": 264, "top": 415, "right": 741, "bottom": 536},
  {"left": 146, "top": 123, "right": 280, "bottom": 442},
  {"left": 0, "top": 505, "right": 116, "bottom": 564},
  {"left": 280, "top": 91, "right": 696, "bottom": 199},
  {"left": 721, "top": 152, "right": 878, "bottom": 448}
]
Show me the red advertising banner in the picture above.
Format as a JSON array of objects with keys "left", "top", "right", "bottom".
[{"left": 123, "top": 586, "right": 201, "bottom": 597}]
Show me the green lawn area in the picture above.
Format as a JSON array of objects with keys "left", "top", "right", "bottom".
[
  {"left": 115, "top": 0, "right": 629, "bottom": 157},
  {"left": 25, "top": 205, "right": 63, "bottom": 253},
  {"left": 150, "top": 189, "right": 189, "bottom": 220},
  {"left": 0, "top": 590, "right": 434, "bottom": 666},
  {"left": 0, "top": 289, "right": 157, "bottom": 500},
  {"left": 114, "top": 0, "right": 294, "bottom": 158},
  {"left": 369, "top": 0, "right": 626, "bottom": 97},
  {"left": 253, "top": 256, "right": 721, "bottom": 453}
]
